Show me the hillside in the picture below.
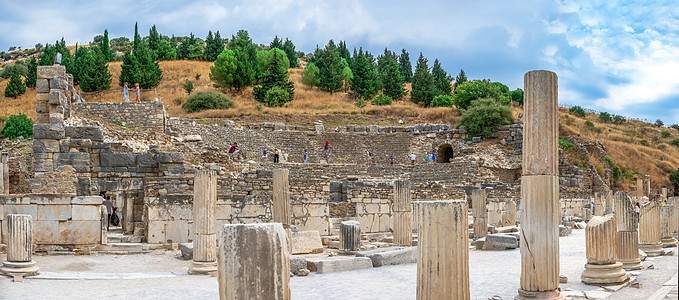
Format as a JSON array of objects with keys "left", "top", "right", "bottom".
[{"left": 1, "top": 60, "right": 678, "bottom": 189}]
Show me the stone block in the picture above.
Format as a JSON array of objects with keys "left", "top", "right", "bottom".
[
  {"left": 165, "top": 220, "right": 190, "bottom": 243},
  {"left": 37, "top": 65, "right": 66, "bottom": 79},
  {"left": 50, "top": 76, "right": 69, "bottom": 90},
  {"left": 65, "top": 126, "right": 104, "bottom": 141},
  {"left": 33, "top": 124, "right": 65, "bottom": 139},
  {"left": 300, "top": 216, "right": 330, "bottom": 235},
  {"left": 356, "top": 247, "right": 417, "bottom": 267},
  {"left": 291, "top": 230, "right": 324, "bottom": 254},
  {"left": 99, "top": 153, "right": 136, "bottom": 167},
  {"left": 290, "top": 255, "right": 308, "bottom": 275},
  {"left": 146, "top": 221, "right": 166, "bottom": 244},
  {"left": 37, "top": 205, "right": 71, "bottom": 220},
  {"left": 57, "top": 220, "right": 100, "bottom": 244},
  {"left": 71, "top": 196, "right": 102, "bottom": 205},
  {"left": 36, "top": 101, "right": 49, "bottom": 114},
  {"left": 71, "top": 205, "right": 101, "bottom": 220},
  {"left": 306, "top": 256, "right": 373, "bottom": 273},
  {"left": 216, "top": 205, "right": 233, "bottom": 220},
  {"left": 482, "top": 234, "right": 518, "bottom": 250},
  {"left": 34, "top": 220, "right": 60, "bottom": 244},
  {"left": 179, "top": 242, "right": 193, "bottom": 259},
  {"left": 158, "top": 152, "right": 183, "bottom": 163},
  {"left": 33, "top": 139, "right": 60, "bottom": 153},
  {"left": 33, "top": 158, "right": 54, "bottom": 172},
  {"left": 136, "top": 153, "right": 158, "bottom": 167},
  {"left": 53, "top": 152, "right": 90, "bottom": 172},
  {"left": 36, "top": 79, "right": 50, "bottom": 93},
  {"left": 49, "top": 90, "right": 66, "bottom": 105}
]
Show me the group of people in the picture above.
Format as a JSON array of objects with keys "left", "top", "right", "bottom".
[
  {"left": 122, "top": 82, "right": 141, "bottom": 102},
  {"left": 408, "top": 150, "right": 438, "bottom": 165},
  {"left": 261, "top": 147, "right": 281, "bottom": 163}
]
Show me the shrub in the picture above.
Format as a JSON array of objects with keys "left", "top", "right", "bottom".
[
  {"left": 671, "top": 139, "right": 679, "bottom": 146},
  {"left": 605, "top": 156, "right": 622, "bottom": 180},
  {"left": 459, "top": 98, "right": 513, "bottom": 138},
  {"left": 671, "top": 124, "right": 679, "bottom": 131},
  {"left": 265, "top": 86, "right": 290, "bottom": 107},
  {"left": 655, "top": 119, "right": 664, "bottom": 127},
  {"left": 183, "top": 80, "right": 194, "bottom": 95},
  {"left": 354, "top": 97, "right": 367, "bottom": 109},
  {"left": 584, "top": 120, "right": 594, "bottom": 127},
  {"left": 255, "top": 103, "right": 263, "bottom": 111},
  {"left": 599, "top": 112, "right": 612, "bottom": 122},
  {"left": 671, "top": 169, "right": 679, "bottom": 195},
  {"left": 181, "top": 91, "right": 232, "bottom": 113},
  {"left": 195, "top": 73, "right": 201, "bottom": 80},
  {"left": 559, "top": 138, "right": 574, "bottom": 149},
  {"left": 1, "top": 113, "right": 33, "bottom": 138},
  {"left": 569, "top": 106, "right": 586, "bottom": 117},
  {"left": 613, "top": 115, "right": 626, "bottom": 124},
  {"left": 639, "top": 139, "right": 649, "bottom": 146},
  {"left": 661, "top": 131, "right": 671, "bottom": 138},
  {"left": 430, "top": 94, "right": 453, "bottom": 107},
  {"left": 371, "top": 93, "right": 392, "bottom": 106}
]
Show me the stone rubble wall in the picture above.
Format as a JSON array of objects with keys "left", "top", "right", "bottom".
[{"left": 74, "top": 101, "right": 166, "bottom": 133}]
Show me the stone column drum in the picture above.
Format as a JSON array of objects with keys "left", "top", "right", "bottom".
[
  {"left": 189, "top": 170, "right": 218, "bottom": 275},
  {"left": 593, "top": 192, "right": 605, "bottom": 216},
  {"left": 471, "top": 189, "right": 488, "bottom": 239},
  {"left": 613, "top": 192, "right": 642, "bottom": 270},
  {"left": 339, "top": 220, "right": 361, "bottom": 252},
  {"left": 393, "top": 180, "right": 413, "bottom": 246},
  {"left": 273, "top": 169, "right": 292, "bottom": 250},
  {"left": 581, "top": 216, "right": 629, "bottom": 284},
  {"left": 218, "top": 223, "right": 290, "bottom": 300},
  {"left": 415, "top": 200, "right": 469, "bottom": 300},
  {"left": 517, "top": 70, "right": 565, "bottom": 300},
  {"left": 644, "top": 175, "right": 651, "bottom": 199},
  {"left": 638, "top": 201, "right": 663, "bottom": 256},
  {"left": 1, "top": 214, "right": 40, "bottom": 276},
  {"left": 660, "top": 205, "right": 677, "bottom": 247},
  {"left": 636, "top": 180, "right": 643, "bottom": 201}
]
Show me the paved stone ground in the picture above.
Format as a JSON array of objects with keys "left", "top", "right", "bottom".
[{"left": 0, "top": 229, "right": 676, "bottom": 300}]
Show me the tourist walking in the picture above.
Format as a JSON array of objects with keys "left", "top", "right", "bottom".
[
  {"left": 135, "top": 83, "right": 141, "bottom": 102},
  {"left": 303, "top": 150, "right": 308, "bottom": 163},
  {"left": 123, "top": 82, "right": 129, "bottom": 102},
  {"left": 426, "top": 153, "right": 431, "bottom": 165},
  {"left": 274, "top": 148, "right": 280, "bottom": 163},
  {"left": 324, "top": 140, "right": 329, "bottom": 154},
  {"left": 410, "top": 153, "right": 416, "bottom": 165},
  {"left": 635, "top": 202, "right": 640, "bottom": 220},
  {"left": 102, "top": 193, "right": 114, "bottom": 231},
  {"left": 262, "top": 148, "right": 268, "bottom": 162},
  {"left": 431, "top": 150, "right": 437, "bottom": 163}
]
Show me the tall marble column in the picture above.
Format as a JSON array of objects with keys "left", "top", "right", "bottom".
[
  {"left": 1, "top": 214, "right": 40, "bottom": 276},
  {"left": 581, "top": 216, "right": 629, "bottom": 284},
  {"left": 517, "top": 70, "right": 564, "bottom": 300},
  {"left": 471, "top": 189, "right": 488, "bottom": 239},
  {"left": 273, "top": 169, "right": 292, "bottom": 250},
  {"left": 189, "top": 170, "right": 218, "bottom": 275},
  {"left": 339, "top": 220, "right": 361, "bottom": 252},
  {"left": 613, "top": 192, "right": 642, "bottom": 270},
  {"left": 660, "top": 205, "right": 677, "bottom": 247},
  {"left": 393, "top": 180, "right": 413, "bottom": 246},
  {"left": 638, "top": 201, "right": 663, "bottom": 256},
  {"left": 218, "top": 223, "right": 290, "bottom": 300},
  {"left": 415, "top": 200, "right": 469, "bottom": 300}
]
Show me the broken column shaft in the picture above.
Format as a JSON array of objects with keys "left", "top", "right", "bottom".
[
  {"left": 273, "top": 168, "right": 292, "bottom": 250},
  {"left": 471, "top": 189, "right": 488, "bottom": 239},
  {"left": 660, "top": 205, "right": 677, "bottom": 247},
  {"left": 339, "top": 220, "right": 361, "bottom": 252},
  {"left": 581, "top": 215, "right": 629, "bottom": 284},
  {"left": 638, "top": 201, "right": 663, "bottom": 256},
  {"left": 189, "top": 170, "right": 217, "bottom": 274},
  {"left": 614, "top": 192, "right": 642, "bottom": 270},
  {"left": 1, "top": 214, "right": 40, "bottom": 277},
  {"left": 393, "top": 180, "right": 413, "bottom": 246}
]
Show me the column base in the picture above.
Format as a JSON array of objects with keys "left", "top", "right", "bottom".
[
  {"left": 581, "top": 262, "right": 630, "bottom": 285},
  {"left": 1, "top": 261, "right": 40, "bottom": 277},
  {"left": 661, "top": 237, "right": 678, "bottom": 248},
  {"left": 639, "top": 243, "right": 664, "bottom": 256},
  {"left": 515, "top": 289, "right": 566, "bottom": 300},
  {"left": 619, "top": 258, "right": 643, "bottom": 271},
  {"left": 188, "top": 261, "right": 217, "bottom": 275}
]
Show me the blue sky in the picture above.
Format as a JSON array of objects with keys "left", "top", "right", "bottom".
[{"left": 1, "top": 0, "right": 677, "bottom": 124}]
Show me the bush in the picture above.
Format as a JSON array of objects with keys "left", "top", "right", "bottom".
[
  {"left": 354, "top": 97, "right": 367, "bottom": 109},
  {"left": 255, "top": 103, "right": 263, "bottom": 111},
  {"left": 613, "top": 115, "right": 626, "bottom": 124},
  {"left": 655, "top": 119, "right": 664, "bottom": 127},
  {"left": 559, "top": 138, "right": 574, "bottom": 149},
  {"left": 430, "top": 94, "right": 453, "bottom": 107},
  {"left": 1, "top": 113, "right": 33, "bottom": 138},
  {"left": 569, "top": 106, "right": 586, "bottom": 117},
  {"left": 639, "top": 139, "right": 649, "bottom": 146},
  {"left": 195, "top": 73, "right": 201, "bottom": 80},
  {"left": 265, "top": 86, "right": 290, "bottom": 107},
  {"left": 599, "top": 112, "right": 612, "bottom": 122},
  {"left": 459, "top": 98, "right": 513, "bottom": 138},
  {"left": 182, "top": 80, "right": 194, "bottom": 95},
  {"left": 182, "top": 91, "right": 232, "bottom": 113},
  {"left": 584, "top": 120, "right": 594, "bottom": 127},
  {"left": 671, "top": 169, "right": 679, "bottom": 195},
  {"left": 605, "top": 156, "right": 622, "bottom": 180},
  {"left": 371, "top": 93, "right": 392, "bottom": 106},
  {"left": 661, "top": 131, "right": 671, "bottom": 138},
  {"left": 670, "top": 139, "right": 679, "bottom": 146},
  {"left": 671, "top": 124, "right": 679, "bottom": 131}
]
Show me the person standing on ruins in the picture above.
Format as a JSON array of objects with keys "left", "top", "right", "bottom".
[
  {"left": 303, "top": 150, "right": 308, "bottom": 163},
  {"left": 123, "top": 82, "right": 129, "bottom": 102},
  {"left": 431, "top": 150, "right": 437, "bottom": 163},
  {"left": 389, "top": 156, "right": 395, "bottom": 164},
  {"left": 262, "top": 148, "right": 268, "bottom": 162},
  {"left": 410, "top": 153, "right": 416, "bottom": 165},
  {"left": 324, "top": 140, "right": 329, "bottom": 155},
  {"left": 274, "top": 148, "right": 280, "bottom": 163},
  {"left": 135, "top": 83, "right": 141, "bottom": 102},
  {"left": 102, "top": 193, "right": 114, "bottom": 231}
]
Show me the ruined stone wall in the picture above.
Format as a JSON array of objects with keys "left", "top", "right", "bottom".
[{"left": 74, "top": 101, "right": 166, "bottom": 133}]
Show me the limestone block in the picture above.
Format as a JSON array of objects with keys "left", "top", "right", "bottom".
[
  {"left": 57, "top": 220, "right": 100, "bottom": 244},
  {"left": 297, "top": 216, "right": 329, "bottom": 235},
  {"left": 33, "top": 139, "right": 60, "bottom": 153},
  {"left": 33, "top": 220, "right": 59, "bottom": 244},
  {"left": 99, "top": 153, "right": 136, "bottom": 167},
  {"left": 37, "top": 205, "right": 71, "bottom": 220},
  {"left": 291, "top": 230, "right": 323, "bottom": 254},
  {"left": 146, "top": 221, "right": 166, "bottom": 244},
  {"left": 36, "top": 79, "right": 49, "bottom": 93},
  {"left": 32, "top": 124, "right": 65, "bottom": 140},
  {"left": 71, "top": 205, "right": 100, "bottom": 221},
  {"left": 50, "top": 76, "right": 68, "bottom": 90},
  {"left": 65, "top": 126, "right": 104, "bottom": 142},
  {"left": 54, "top": 153, "right": 90, "bottom": 172},
  {"left": 216, "top": 204, "right": 233, "bottom": 220},
  {"left": 239, "top": 205, "right": 266, "bottom": 218},
  {"left": 290, "top": 255, "right": 308, "bottom": 275},
  {"left": 71, "top": 196, "right": 102, "bottom": 205},
  {"left": 307, "top": 256, "right": 373, "bottom": 273},
  {"left": 49, "top": 90, "right": 66, "bottom": 105},
  {"left": 37, "top": 65, "right": 66, "bottom": 79},
  {"left": 482, "top": 234, "right": 518, "bottom": 250},
  {"left": 356, "top": 247, "right": 417, "bottom": 267},
  {"left": 165, "top": 220, "right": 190, "bottom": 243},
  {"left": 218, "top": 223, "right": 290, "bottom": 300},
  {"left": 273, "top": 169, "right": 291, "bottom": 226}
]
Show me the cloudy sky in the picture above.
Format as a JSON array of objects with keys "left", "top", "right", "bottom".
[{"left": 1, "top": 0, "right": 678, "bottom": 124}]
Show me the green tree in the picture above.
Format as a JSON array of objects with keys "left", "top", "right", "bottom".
[
  {"left": 119, "top": 51, "right": 139, "bottom": 87},
  {"left": 349, "top": 49, "right": 378, "bottom": 99},
  {"left": 183, "top": 80, "right": 194, "bottom": 95},
  {"left": 156, "top": 39, "right": 177, "bottom": 60},
  {"left": 270, "top": 35, "right": 283, "bottom": 50},
  {"left": 24, "top": 56, "right": 38, "bottom": 88},
  {"left": 569, "top": 106, "right": 586, "bottom": 117},
  {"left": 371, "top": 93, "right": 392, "bottom": 106},
  {"left": 452, "top": 79, "right": 510, "bottom": 110},
  {"left": 265, "top": 86, "right": 289, "bottom": 107},
  {"left": 317, "top": 40, "right": 344, "bottom": 93},
  {"left": 1, "top": 113, "right": 33, "bottom": 138},
  {"left": 227, "top": 30, "right": 258, "bottom": 90},
  {"left": 210, "top": 49, "right": 238, "bottom": 90},
  {"left": 253, "top": 49, "right": 294, "bottom": 106},
  {"left": 432, "top": 59, "right": 451, "bottom": 97},
  {"left": 101, "top": 29, "right": 111, "bottom": 62},
  {"left": 599, "top": 112, "right": 613, "bottom": 122},
  {"left": 133, "top": 22, "right": 141, "bottom": 57},
  {"left": 430, "top": 95, "right": 454, "bottom": 107},
  {"left": 670, "top": 169, "right": 679, "bottom": 195},
  {"left": 509, "top": 89, "right": 524, "bottom": 105},
  {"left": 377, "top": 50, "right": 405, "bottom": 99},
  {"left": 410, "top": 53, "right": 435, "bottom": 106},
  {"left": 655, "top": 119, "right": 664, "bottom": 127},
  {"left": 78, "top": 46, "right": 112, "bottom": 92},
  {"left": 4, "top": 67, "right": 26, "bottom": 98},
  {"left": 459, "top": 98, "right": 513, "bottom": 138},
  {"left": 257, "top": 48, "right": 290, "bottom": 77},
  {"left": 148, "top": 25, "right": 160, "bottom": 60},
  {"left": 613, "top": 115, "right": 626, "bottom": 124},
  {"left": 454, "top": 69, "right": 467, "bottom": 89},
  {"left": 398, "top": 49, "right": 412, "bottom": 83},
  {"left": 301, "top": 62, "right": 320, "bottom": 88},
  {"left": 283, "top": 38, "right": 298, "bottom": 68},
  {"left": 177, "top": 33, "right": 204, "bottom": 60},
  {"left": 340, "top": 59, "right": 353, "bottom": 90},
  {"left": 136, "top": 43, "right": 163, "bottom": 88},
  {"left": 204, "top": 31, "right": 224, "bottom": 61}
]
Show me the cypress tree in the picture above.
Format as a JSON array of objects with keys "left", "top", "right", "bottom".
[
  {"left": 454, "top": 69, "right": 467, "bottom": 89},
  {"left": 270, "top": 35, "right": 283, "bottom": 50},
  {"left": 79, "top": 47, "right": 112, "bottom": 92},
  {"left": 227, "top": 30, "right": 258, "bottom": 90},
  {"left": 318, "top": 40, "right": 343, "bottom": 93},
  {"left": 398, "top": 49, "right": 412, "bottom": 83},
  {"left": 4, "top": 67, "right": 26, "bottom": 98},
  {"left": 136, "top": 44, "right": 162, "bottom": 88},
  {"left": 204, "top": 31, "right": 223, "bottom": 61},
  {"left": 24, "top": 56, "right": 38, "bottom": 88},
  {"left": 119, "top": 51, "right": 139, "bottom": 87},
  {"left": 282, "top": 38, "right": 298, "bottom": 68},
  {"left": 410, "top": 53, "right": 435, "bottom": 106},
  {"left": 378, "top": 49, "right": 405, "bottom": 99},
  {"left": 101, "top": 29, "right": 111, "bottom": 62},
  {"left": 350, "top": 49, "right": 378, "bottom": 99},
  {"left": 72, "top": 44, "right": 89, "bottom": 84},
  {"left": 432, "top": 59, "right": 451, "bottom": 97},
  {"left": 133, "top": 22, "right": 141, "bottom": 57},
  {"left": 148, "top": 25, "right": 160, "bottom": 59}
]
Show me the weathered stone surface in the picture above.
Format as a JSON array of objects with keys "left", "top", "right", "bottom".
[
  {"left": 638, "top": 201, "right": 663, "bottom": 256},
  {"left": 482, "top": 234, "right": 518, "bottom": 250},
  {"left": 291, "top": 230, "right": 323, "bottom": 254},
  {"left": 190, "top": 170, "right": 217, "bottom": 275},
  {"left": 471, "top": 189, "right": 488, "bottom": 239},
  {"left": 179, "top": 242, "right": 193, "bottom": 259},
  {"left": 356, "top": 246, "right": 417, "bottom": 267},
  {"left": 339, "top": 220, "right": 361, "bottom": 252},
  {"left": 32, "top": 124, "right": 65, "bottom": 139},
  {"left": 289, "top": 255, "right": 307, "bottom": 275},
  {"left": 64, "top": 126, "right": 104, "bottom": 141},
  {"left": 559, "top": 225, "right": 572, "bottom": 236},
  {"left": 660, "top": 205, "right": 677, "bottom": 247},
  {"left": 33, "top": 139, "right": 60, "bottom": 153},
  {"left": 37, "top": 65, "right": 66, "bottom": 79},
  {"left": 36, "top": 79, "right": 49, "bottom": 93},
  {"left": 1, "top": 214, "right": 40, "bottom": 276},
  {"left": 581, "top": 216, "right": 629, "bottom": 285},
  {"left": 393, "top": 180, "right": 413, "bottom": 246},
  {"left": 71, "top": 196, "right": 102, "bottom": 205},
  {"left": 49, "top": 76, "right": 68, "bottom": 90},
  {"left": 71, "top": 205, "right": 100, "bottom": 220},
  {"left": 306, "top": 256, "right": 373, "bottom": 274},
  {"left": 99, "top": 153, "right": 136, "bottom": 167},
  {"left": 218, "top": 223, "right": 290, "bottom": 300}
]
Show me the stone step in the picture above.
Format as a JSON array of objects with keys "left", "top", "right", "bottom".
[{"left": 306, "top": 256, "right": 373, "bottom": 273}]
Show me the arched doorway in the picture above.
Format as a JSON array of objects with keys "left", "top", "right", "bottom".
[{"left": 437, "top": 144, "right": 454, "bottom": 163}]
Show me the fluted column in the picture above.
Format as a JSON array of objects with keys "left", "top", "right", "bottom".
[
  {"left": 613, "top": 192, "right": 642, "bottom": 270},
  {"left": 472, "top": 189, "right": 488, "bottom": 239},
  {"left": 636, "top": 180, "right": 643, "bottom": 200},
  {"left": 339, "top": 220, "right": 361, "bottom": 252},
  {"left": 593, "top": 192, "right": 605, "bottom": 216},
  {"left": 218, "top": 223, "right": 290, "bottom": 300},
  {"left": 1, "top": 214, "right": 40, "bottom": 277},
  {"left": 670, "top": 197, "right": 679, "bottom": 239},
  {"left": 273, "top": 169, "right": 292, "bottom": 250},
  {"left": 517, "top": 70, "right": 564, "bottom": 300},
  {"left": 393, "top": 180, "right": 413, "bottom": 246},
  {"left": 189, "top": 170, "right": 217, "bottom": 274},
  {"left": 644, "top": 175, "right": 651, "bottom": 199},
  {"left": 604, "top": 190, "right": 614, "bottom": 215},
  {"left": 660, "top": 205, "right": 677, "bottom": 247},
  {"left": 1, "top": 151, "right": 8, "bottom": 194},
  {"left": 415, "top": 200, "right": 469, "bottom": 300},
  {"left": 581, "top": 216, "right": 629, "bottom": 284},
  {"left": 638, "top": 201, "right": 663, "bottom": 256}
]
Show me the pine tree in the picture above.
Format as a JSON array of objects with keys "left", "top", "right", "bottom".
[
  {"left": 301, "top": 62, "right": 320, "bottom": 87},
  {"left": 4, "top": 67, "right": 26, "bottom": 98},
  {"left": 72, "top": 44, "right": 89, "bottom": 84},
  {"left": 377, "top": 50, "right": 405, "bottom": 99},
  {"left": 411, "top": 53, "right": 435, "bottom": 106},
  {"left": 270, "top": 35, "right": 283, "bottom": 50},
  {"left": 227, "top": 30, "right": 258, "bottom": 90},
  {"left": 119, "top": 51, "right": 140, "bottom": 87},
  {"left": 317, "top": 40, "right": 343, "bottom": 93},
  {"left": 79, "top": 46, "right": 112, "bottom": 92},
  {"left": 432, "top": 59, "right": 451, "bottom": 97},
  {"left": 136, "top": 44, "right": 162, "bottom": 88},
  {"left": 210, "top": 49, "right": 237, "bottom": 90},
  {"left": 454, "top": 69, "right": 467, "bottom": 90},
  {"left": 101, "top": 29, "right": 111, "bottom": 62},
  {"left": 148, "top": 25, "right": 160, "bottom": 60},
  {"left": 24, "top": 56, "right": 38, "bottom": 88},
  {"left": 177, "top": 33, "right": 204, "bottom": 60},
  {"left": 204, "top": 31, "right": 224, "bottom": 61},
  {"left": 133, "top": 22, "right": 141, "bottom": 57},
  {"left": 282, "top": 38, "right": 298, "bottom": 68},
  {"left": 350, "top": 49, "right": 378, "bottom": 99},
  {"left": 398, "top": 49, "right": 412, "bottom": 83},
  {"left": 253, "top": 49, "right": 294, "bottom": 106},
  {"left": 205, "top": 31, "right": 214, "bottom": 60},
  {"left": 338, "top": 41, "right": 351, "bottom": 62}
]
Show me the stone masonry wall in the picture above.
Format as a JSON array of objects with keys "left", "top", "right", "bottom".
[{"left": 74, "top": 101, "right": 166, "bottom": 133}]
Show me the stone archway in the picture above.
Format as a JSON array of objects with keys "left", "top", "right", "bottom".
[{"left": 437, "top": 144, "right": 454, "bottom": 163}]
